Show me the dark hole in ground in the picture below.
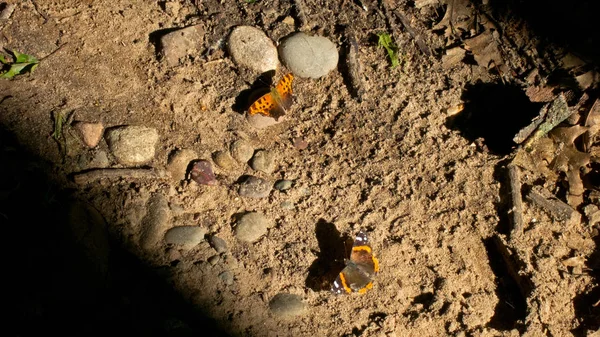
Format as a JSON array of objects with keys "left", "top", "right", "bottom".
[
  {"left": 483, "top": 237, "right": 528, "bottom": 332},
  {"left": 412, "top": 292, "right": 435, "bottom": 310},
  {"left": 446, "top": 82, "right": 543, "bottom": 156}
]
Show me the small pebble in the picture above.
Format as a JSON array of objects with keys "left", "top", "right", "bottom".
[
  {"left": 228, "top": 26, "right": 279, "bottom": 73},
  {"left": 73, "top": 121, "right": 104, "bottom": 148},
  {"left": 293, "top": 137, "right": 308, "bottom": 150},
  {"left": 274, "top": 180, "right": 293, "bottom": 191},
  {"left": 190, "top": 160, "right": 217, "bottom": 186},
  {"left": 159, "top": 25, "right": 204, "bottom": 67},
  {"left": 279, "top": 32, "right": 338, "bottom": 79},
  {"left": 280, "top": 201, "right": 295, "bottom": 210},
  {"left": 250, "top": 150, "right": 276, "bottom": 173},
  {"left": 218, "top": 270, "right": 234, "bottom": 286},
  {"left": 164, "top": 226, "right": 207, "bottom": 248},
  {"left": 230, "top": 140, "right": 254, "bottom": 163},
  {"left": 209, "top": 235, "right": 228, "bottom": 253},
  {"left": 207, "top": 255, "right": 220, "bottom": 265},
  {"left": 238, "top": 176, "right": 271, "bottom": 198},
  {"left": 269, "top": 293, "right": 307, "bottom": 318},
  {"left": 167, "top": 149, "right": 197, "bottom": 181},
  {"left": 89, "top": 150, "right": 110, "bottom": 168},
  {"left": 212, "top": 150, "right": 236, "bottom": 171},
  {"left": 105, "top": 126, "right": 159, "bottom": 165},
  {"left": 234, "top": 212, "right": 272, "bottom": 242}
]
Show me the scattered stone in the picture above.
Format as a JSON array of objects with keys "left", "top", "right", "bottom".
[
  {"left": 250, "top": 150, "right": 276, "bottom": 173},
  {"left": 234, "top": 212, "right": 272, "bottom": 242},
  {"left": 89, "top": 150, "right": 110, "bottom": 168},
  {"left": 73, "top": 121, "right": 104, "bottom": 148},
  {"left": 269, "top": 293, "right": 307, "bottom": 318},
  {"left": 280, "top": 200, "right": 295, "bottom": 210},
  {"left": 165, "top": 248, "right": 182, "bottom": 262},
  {"left": 209, "top": 235, "right": 228, "bottom": 253},
  {"left": 228, "top": 26, "right": 279, "bottom": 73},
  {"left": 293, "top": 137, "right": 308, "bottom": 150},
  {"left": 190, "top": 160, "right": 217, "bottom": 186},
  {"left": 164, "top": 226, "right": 207, "bottom": 249},
  {"left": 140, "top": 192, "right": 171, "bottom": 250},
  {"left": 166, "top": 149, "right": 197, "bottom": 181},
  {"left": 274, "top": 179, "right": 293, "bottom": 191},
  {"left": 105, "top": 126, "right": 159, "bottom": 166},
  {"left": 246, "top": 112, "right": 286, "bottom": 129},
  {"left": 218, "top": 270, "right": 234, "bottom": 285},
  {"left": 238, "top": 176, "right": 271, "bottom": 198},
  {"left": 230, "top": 139, "right": 254, "bottom": 163},
  {"left": 279, "top": 32, "right": 338, "bottom": 79},
  {"left": 207, "top": 255, "right": 220, "bottom": 265},
  {"left": 212, "top": 150, "right": 236, "bottom": 171},
  {"left": 223, "top": 253, "right": 239, "bottom": 270},
  {"left": 159, "top": 24, "right": 205, "bottom": 67}
]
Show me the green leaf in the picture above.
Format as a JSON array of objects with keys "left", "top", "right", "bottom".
[
  {"left": 244, "top": 0, "right": 257, "bottom": 3},
  {"left": 0, "top": 50, "right": 39, "bottom": 78},
  {"left": 377, "top": 32, "right": 400, "bottom": 68},
  {"left": 0, "top": 54, "right": 7, "bottom": 64},
  {"left": 13, "top": 50, "right": 38, "bottom": 64}
]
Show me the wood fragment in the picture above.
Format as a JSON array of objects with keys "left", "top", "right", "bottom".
[
  {"left": 345, "top": 27, "right": 365, "bottom": 101},
  {"left": 524, "top": 186, "right": 579, "bottom": 224},
  {"left": 0, "top": 3, "right": 16, "bottom": 20},
  {"left": 73, "top": 168, "right": 168, "bottom": 185},
  {"left": 507, "top": 164, "right": 524, "bottom": 237},
  {"left": 394, "top": 9, "right": 431, "bottom": 56},
  {"left": 521, "top": 93, "right": 572, "bottom": 149}
]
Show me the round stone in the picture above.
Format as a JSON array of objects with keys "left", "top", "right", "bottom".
[
  {"left": 164, "top": 226, "right": 207, "bottom": 248},
  {"left": 218, "top": 270, "right": 234, "bottom": 285},
  {"left": 274, "top": 179, "right": 293, "bottom": 191},
  {"left": 269, "top": 293, "right": 307, "bottom": 318},
  {"left": 73, "top": 121, "right": 104, "bottom": 148},
  {"left": 230, "top": 139, "right": 254, "bottom": 163},
  {"left": 209, "top": 235, "right": 228, "bottom": 253},
  {"left": 228, "top": 26, "right": 279, "bottom": 73},
  {"left": 250, "top": 150, "right": 276, "bottom": 173},
  {"left": 234, "top": 212, "right": 272, "bottom": 242},
  {"left": 105, "top": 126, "right": 159, "bottom": 166},
  {"left": 212, "top": 150, "right": 236, "bottom": 171},
  {"left": 238, "top": 176, "right": 271, "bottom": 198},
  {"left": 279, "top": 32, "right": 338, "bottom": 79},
  {"left": 166, "top": 149, "right": 197, "bottom": 181}
]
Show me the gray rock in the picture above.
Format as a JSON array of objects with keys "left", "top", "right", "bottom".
[
  {"left": 280, "top": 200, "right": 295, "bottom": 210},
  {"left": 228, "top": 26, "right": 279, "bottom": 73},
  {"left": 234, "top": 212, "right": 272, "bottom": 242},
  {"left": 230, "top": 139, "right": 254, "bottom": 163},
  {"left": 218, "top": 270, "right": 234, "bottom": 285},
  {"left": 159, "top": 24, "right": 205, "bottom": 67},
  {"left": 274, "top": 179, "right": 293, "bottom": 191},
  {"left": 89, "top": 150, "right": 110, "bottom": 168},
  {"left": 105, "top": 126, "right": 159, "bottom": 166},
  {"left": 73, "top": 121, "right": 104, "bottom": 148},
  {"left": 238, "top": 176, "right": 271, "bottom": 198},
  {"left": 250, "top": 150, "right": 276, "bottom": 173},
  {"left": 164, "top": 225, "right": 206, "bottom": 248},
  {"left": 279, "top": 32, "right": 338, "bottom": 79},
  {"left": 269, "top": 293, "right": 307, "bottom": 318},
  {"left": 209, "top": 235, "right": 228, "bottom": 253},
  {"left": 139, "top": 192, "right": 171, "bottom": 250},
  {"left": 207, "top": 255, "right": 220, "bottom": 265},
  {"left": 166, "top": 149, "right": 197, "bottom": 181},
  {"left": 212, "top": 150, "right": 236, "bottom": 171}
]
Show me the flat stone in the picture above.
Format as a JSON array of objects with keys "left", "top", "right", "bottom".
[
  {"left": 139, "top": 192, "right": 171, "bottom": 250},
  {"left": 218, "top": 270, "right": 234, "bottom": 286},
  {"left": 212, "top": 150, "right": 236, "bottom": 171},
  {"left": 279, "top": 32, "right": 338, "bottom": 79},
  {"left": 209, "top": 235, "right": 228, "bottom": 253},
  {"left": 238, "top": 176, "right": 271, "bottom": 198},
  {"left": 274, "top": 180, "right": 293, "bottom": 191},
  {"left": 190, "top": 160, "right": 217, "bottom": 186},
  {"left": 73, "top": 121, "right": 104, "bottom": 148},
  {"left": 228, "top": 26, "right": 279, "bottom": 73},
  {"left": 207, "top": 255, "right": 220, "bottom": 265},
  {"left": 250, "top": 150, "right": 276, "bottom": 173},
  {"left": 159, "top": 24, "right": 205, "bottom": 67},
  {"left": 105, "top": 126, "right": 159, "bottom": 166},
  {"left": 234, "top": 211, "right": 272, "bottom": 243},
  {"left": 230, "top": 140, "right": 254, "bottom": 163},
  {"left": 164, "top": 225, "right": 206, "bottom": 248},
  {"left": 269, "top": 293, "right": 307, "bottom": 318},
  {"left": 166, "top": 149, "right": 197, "bottom": 181}
]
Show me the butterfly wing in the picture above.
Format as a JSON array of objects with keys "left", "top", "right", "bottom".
[
  {"left": 248, "top": 92, "right": 276, "bottom": 117},
  {"left": 247, "top": 73, "right": 293, "bottom": 120},
  {"left": 350, "top": 230, "right": 379, "bottom": 277},
  {"left": 331, "top": 230, "right": 379, "bottom": 294},
  {"left": 274, "top": 73, "right": 294, "bottom": 111}
]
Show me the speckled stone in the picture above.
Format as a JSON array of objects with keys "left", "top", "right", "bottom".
[
  {"left": 230, "top": 140, "right": 254, "bottom": 163},
  {"left": 250, "top": 150, "right": 276, "bottom": 174},
  {"left": 228, "top": 26, "right": 279, "bottom": 73},
  {"left": 238, "top": 176, "right": 271, "bottom": 198},
  {"left": 269, "top": 293, "right": 307, "bottom": 318},
  {"left": 234, "top": 212, "right": 272, "bottom": 243},
  {"left": 279, "top": 32, "right": 338, "bottom": 79}
]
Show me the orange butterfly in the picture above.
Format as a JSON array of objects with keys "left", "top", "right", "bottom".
[{"left": 247, "top": 73, "right": 294, "bottom": 120}]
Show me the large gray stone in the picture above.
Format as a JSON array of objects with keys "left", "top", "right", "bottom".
[
  {"left": 105, "top": 126, "right": 159, "bottom": 166},
  {"left": 228, "top": 26, "right": 279, "bottom": 73},
  {"left": 279, "top": 32, "right": 338, "bottom": 79}
]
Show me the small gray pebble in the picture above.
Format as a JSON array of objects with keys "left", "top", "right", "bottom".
[
  {"left": 269, "top": 293, "right": 307, "bottom": 318},
  {"left": 212, "top": 151, "right": 236, "bottom": 171},
  {"left": 250, "top": 150, "right": 276, "bottom": 173},
  {"left": 164, "top": 226, "right": 207, "bottom": 248},
  {"left": 218, "top": 270, "right": 234, "bottom": 286},
  {"left": 280, "top": 201, "right": 295, "bottom": 210},
  {"left": 238, "top": 176, "right": 271, "bottom": 198},
  {"left": 207, "top": 255, "right": 220, "bottom": 265},
  {"left": 234, "top": 212, "right": 272, "bottom": 242},
  {"left": 228, "top": 26, "right": 279, "bottom": 73},
  {"left": 230, "top": 140, "right": 254, "bottom": 163},
  {"left": 209, "top": 235, "right": 228, "bottom": 253},
  {"left": 274, "top": 179, "right": 293, "bottom": 191},
  {"left": 279, "top": 32, "right": 338, "bottom": 79}
]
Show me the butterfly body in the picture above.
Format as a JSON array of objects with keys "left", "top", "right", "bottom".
[
  {"left": 331, "top": 230, "right": 380, "bottom": 294},
  {"left": 247, "top": 73, "right": 294, "bottom": 120}
]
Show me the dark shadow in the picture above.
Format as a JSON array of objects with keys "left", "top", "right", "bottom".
[
  {"left": 484, "top": 236, "right": 529, "bottom": 332},
  {"left": 232, "top": 70, "right": 276, "bottom": 114},
  {"left": 445, "top": 82, "right": 544, "bottom": 155},
  {"left": 0, "top": 127, "right": 230, "bottom": 336},
  {"left": 492, "top": 158, "right": 516, "bottom": 236},
  {"left": 305, "top": 220, "right": 349, "bottom": 291},
  {"left": 572, "top": 233, "right": 600, "bottom": 336}
]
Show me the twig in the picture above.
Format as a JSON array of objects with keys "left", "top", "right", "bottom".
[
  {"left": 30, "top": 0, "right": 49, "bottom": 23},
  {"left": 345, "top": 27, "right": 365, "bottom": 101},
  {"left": 507, "top": 164, "right": 524, "bottom": 237},
  {"left": 40, "top": 42, "right": 68, "bottom": 61},
  {"left": 393, "top": 9, "right": 431, "bottom": 56},
  {"left": 525, "top": 186, "right": 579, "bottom": 224},
  {"left": 73, "top": 168, "right": 168, "bottom": 185}
]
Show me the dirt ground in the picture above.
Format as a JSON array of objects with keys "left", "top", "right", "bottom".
[{"left": 1, "top": 0, "right": 599, "bottom": 336}]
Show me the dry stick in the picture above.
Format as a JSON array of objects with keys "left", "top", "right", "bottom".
[
  {"left": 507, "top": 164, "right": 524, "bottom": 237},
  {"left": 345, "top": 27, "right": 365, "bottom": 102},
  {"left": 393, "top": 9, "right": 431, "bottom": 56},
  {"left": 525, "top": 187, "right": 579, "bottom": 223},
  {"left": 73, "top": 168, "right": 168, "bottom": 185}
]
